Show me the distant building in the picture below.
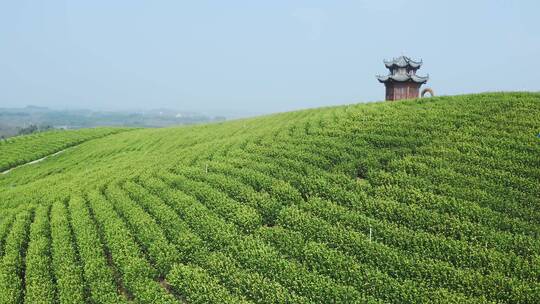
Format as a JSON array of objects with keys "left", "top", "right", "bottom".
[{"left": 377, "top": 56, "right": 429, "bottom": 101}]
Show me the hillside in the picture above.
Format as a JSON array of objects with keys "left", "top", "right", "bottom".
[
  {"left": 0, "top": 92, "right": 539, "bottom": 303},
  {"left": 0, "top": 128, "right": 130, "bottom": 172}
]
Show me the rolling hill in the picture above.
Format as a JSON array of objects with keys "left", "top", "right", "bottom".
[{"left": 0, "top": 92, "right": 539, "bottom": 303}]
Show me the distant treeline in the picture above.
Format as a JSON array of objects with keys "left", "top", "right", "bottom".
[
  {"left": 0, "top": 124, "right": 54, "bottom": 140},
  {"left": 16, "top": 124, "right": 54, "bottom": 136},
  {"left": 0, "top": 106, "right": 225, "bottom": 139}
]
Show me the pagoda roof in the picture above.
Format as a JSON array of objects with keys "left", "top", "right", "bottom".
[
  {"left": 384, "top": 56, "right": 423, "bottom": 69},
  {"left": 376, "top": 74, "right": 429, "bottom": 84}
]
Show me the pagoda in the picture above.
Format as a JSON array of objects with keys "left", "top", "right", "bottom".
[{"left": 376, "top": 56, "right": 429, "bottom": 101}]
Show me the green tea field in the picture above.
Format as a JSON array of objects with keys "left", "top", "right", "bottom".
[{"left": 0, "top": 92, "right": 539, "bottom": 303}]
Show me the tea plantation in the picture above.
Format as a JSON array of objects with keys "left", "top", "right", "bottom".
[{"left": 0, "top": 92, "right": 538, "bottom": 303}]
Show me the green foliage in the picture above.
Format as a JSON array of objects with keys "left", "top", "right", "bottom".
[
  {"left": 167, "top": 263, "right": 249, "bottom": 304},
  {"left": 0, "top": 92, "right": 539, "bottom": 303},
  {"left": 50, "top": 199, "right": 86, "bottom": 303},
  {"left": 68, "top": 194, "right": 127, "bottom": 304},
  {"left": 86, "top": 189, "right": 177, "bottom": 303},
  {"left": 0, "top": 208, "right": 33, "bottom": 304},
  {"left": 24, "top": 205, "right": 56, "bottom": 303},
  {"left": 0, "top": 127, "right": 129, "bottom": 172}
]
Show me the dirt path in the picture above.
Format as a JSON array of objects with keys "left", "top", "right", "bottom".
[{"left": 1, "top": 149, "right": 67, "bottom": 175}]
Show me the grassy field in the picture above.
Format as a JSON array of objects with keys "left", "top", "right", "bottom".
[{"left": 0, "top": 92, "right": 539, "bottom": 303}]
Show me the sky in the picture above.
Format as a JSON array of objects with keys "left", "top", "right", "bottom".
[{"left": 0, "top": 0, "right": 539, "bottom": 116}]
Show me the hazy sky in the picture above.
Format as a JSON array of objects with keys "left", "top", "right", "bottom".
[{"left": 1, "top": 1, "right": 539, "bottom": 115}]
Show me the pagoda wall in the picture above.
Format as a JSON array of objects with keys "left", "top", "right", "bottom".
[{"left": 385, "top": 82, "right": 421, "bottom": 101}]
